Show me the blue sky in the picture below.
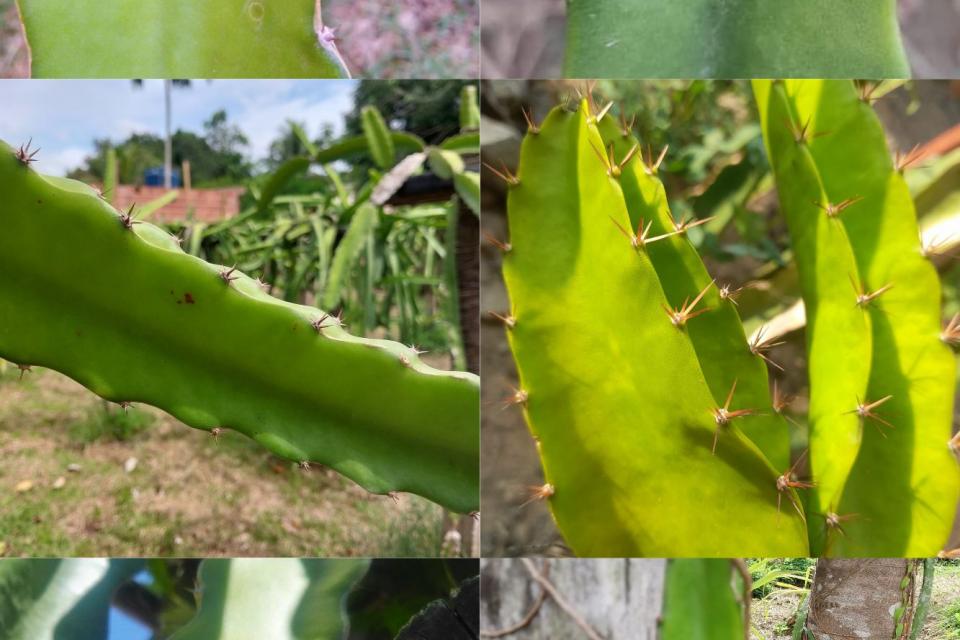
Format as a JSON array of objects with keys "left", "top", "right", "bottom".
[{"left": 0, "top": 80, "right": 356, "bottom": 176}]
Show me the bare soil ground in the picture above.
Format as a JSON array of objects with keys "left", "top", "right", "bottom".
[
  {"left": 751, "top": 565, "right": 960, "bottom": 640},
  {"left": 0, "top": 365, "right": 451, "bottom": 558}
]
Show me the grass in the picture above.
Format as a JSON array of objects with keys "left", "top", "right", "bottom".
[{"left": 0, "top": 365, "right": 462, "bottom": 558}]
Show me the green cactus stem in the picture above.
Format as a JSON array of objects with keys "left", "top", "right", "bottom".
[
  {"left": 0, "top": 140, "right": 479, "bottom": 514},
  {"left": 755, "top": 80, "right": 959, "bottom": 556},
  {"left": 15, "top": 0, "right": 348, "bottom": 78},
  {"left": 500, "top": 98, "right": 808, "bottom": 556}
]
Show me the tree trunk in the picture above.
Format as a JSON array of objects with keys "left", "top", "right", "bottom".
[
  {"left": 807, "top": 559, "right": 920, "bottom": 639},
  {"left": 480, "top": 558, "right": 664, "bottom": 639}
]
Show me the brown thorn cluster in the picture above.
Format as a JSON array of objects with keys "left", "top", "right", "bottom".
[
  {"left": 815, "top": 196, "right": 863, "bottom": 218},
  {"left": 848, "top": 395, "right": 895, "bottom": 436},
  {"left": 749, "top": 325, "right": 785, "bottom": 372},
  {"left": 489, "top": 311, "right": 516, "bottom": 329},
  {"left": 663, "top": 280, "right": 714, "bottom": 329},
  {"left": 15, "top": 138, "right": 39, "bottom": 166},
  {"left": 520, "top": 106, "right": 540, "bottom": 134},
  {"left": 519, "top": 483, "right": 555, "bottom": 508},
  {"left": 895, "top": 145, "right": 925, "bottom": 173},
  {"left": 483, "top": 231, "right": 512, "bottom": 253},
  {"left": 483, "top": 161, "right": 520, "bottom": 187},
  {"left": 119, "top": 204, "right": 141, "bottom": 230},
  {"left": 850, "top": 275, "right": 893, "bottom": 308},
  {"left": 711, "top": 379, "right": 757, "bottom": 454},
  {"left": 941, "top": 313, "right": 960, "bottom": 345},
  {"left": 219, "top": 265, "right": 240, "bottom": 285}
]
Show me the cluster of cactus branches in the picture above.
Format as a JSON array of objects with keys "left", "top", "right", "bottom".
[
  {"left": 491, "top": 80, "right": 959, "bottom": 556},
  {"left": 0, "top": 93, "right": 482, "bottom": 514}
]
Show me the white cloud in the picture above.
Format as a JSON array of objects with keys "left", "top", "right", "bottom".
[
  {"left": 42, "top": 146, "right": 91, "bottom": 177},
  {"left": 0, "top": 80, "right": 358, "bottom": 176}
]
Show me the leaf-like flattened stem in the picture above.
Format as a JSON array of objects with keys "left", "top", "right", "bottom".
[
  {"left": 502, "top": 100, "right": 808, "bottom": 556},
  {"left": 16, "top": 0, "right": 347, "bottom": 78},
  {"left": 0, "top": 141, "right": 479, "bottom": 513}
]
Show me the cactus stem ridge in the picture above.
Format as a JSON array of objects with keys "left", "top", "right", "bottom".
[
  {"left": 483, "top": 231, "right": 512, "bottom": 253},
  {"left": 847, "top": 394, "right": 895, "bottom": 435},
  {"left": 521, "top": 107, "right": 540, "bottom": 135},
  {"left": 815, "top": 196, "right": 864, "bottom": 218},
  {"left": 219, "top": 265, "right": 239, "bottom": 285},
  {"left": 489, "top": 311, "right": 517, "bottom": 329},
  {"left": 942, "top": 313, "right": 960, "bottom": 345},
  {"left": 520, "top": 483, "right": 555, "bottom": 507},
  {"left": 749, "top": 325, "right": 786, "bottom": 371},
  {"left": 895, "top": 144, "right": 925, "bottom": 173},
  {"left": 663, "top": 280, "right": 715, "bottom": 328},
  {"left": 15, "top": 138, "right": 39, "bottom": 166},
  {"left": 850, "top": 276, "right": 893, "bottom": 308},
  {"left": 118, "top": 204, "right": 142, "bottom": 230},
  {"left": 503, "top": 387, "right": 528, "bottom": 409},
  {"left": 483, "top": 161, "right": 520, "bottom": 187}
]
